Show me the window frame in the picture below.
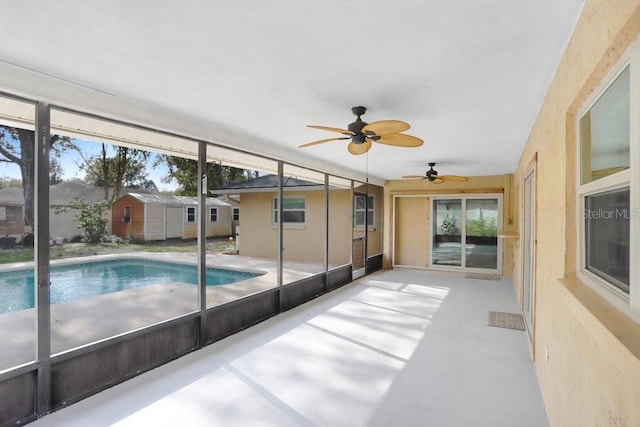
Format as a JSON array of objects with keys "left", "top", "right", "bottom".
[
  {"left": 210, "top": 207, "right": 218, "bottom": 223},
  {"left": 273, "top": 196, "right": 306, "bottom": 225},
  {"left": 232, "top": 207, "right": 240, "bottom": 221},
  {"left": 186, "top": 206, "right": 196, "bottom": 223},
  {"left": 354, "top": 195, "right": 375, "bottom": 228},
  {"left": 576, "top": 42, "right": 640, "bottom": 315},
  {"left": 122, "top": 205, "right": 131, "bottom": 223}
]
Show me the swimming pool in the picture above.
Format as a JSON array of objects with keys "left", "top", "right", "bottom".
[{"left": 0, "top": 259, "right": 261, "bottom": 314}]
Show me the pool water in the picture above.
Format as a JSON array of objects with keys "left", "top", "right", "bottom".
[{"left": 0, "top": 259, "right": 260, "bottom": 314}]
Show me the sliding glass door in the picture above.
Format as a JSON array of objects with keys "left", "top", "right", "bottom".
[{"left": 431, "top": 196, "right": 501, "bottom": 272}]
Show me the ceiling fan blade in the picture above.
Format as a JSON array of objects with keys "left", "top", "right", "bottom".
[
  {"left": 347, "top": 140, "right": 372, "bottom": 155},
  {"left": 401, "top": 175, "right": 426, "bottom": 179},
  {"left": 431, "top": 177, "right": 445, "bottom": 184},
  {"left": 299, "top": 137, "right": 350, "bottom": 148},
  {"left": 362, "top": 120, "right": 410, "bottom": 135},
  {"left": 439, "top": 175, "right": 468, "bottom": 182},
  {"left": 375, "top": 133, "right": 424, "bottom": 147},
  {"left": 307, "top": 125, "right": 355, "bottom": 135}
]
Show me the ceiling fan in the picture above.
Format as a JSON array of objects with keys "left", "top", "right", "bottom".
[
  {"left": 402, "top": 162, "right": 468, "bottom": 184},
  {"left": 299, "top": 106, "right": 423, "bottom": 155}
]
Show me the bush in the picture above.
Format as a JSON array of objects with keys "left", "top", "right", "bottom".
[
  {"left": 466, "top": 217, "right": 498, "bottom": 236},
  {"left": 69, "top": 199, "right": 111, "bottom": 244}
]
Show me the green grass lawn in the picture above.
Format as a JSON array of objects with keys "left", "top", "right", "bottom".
[{"left": 0, "top": 239, "right": 235, "bottom": 265}]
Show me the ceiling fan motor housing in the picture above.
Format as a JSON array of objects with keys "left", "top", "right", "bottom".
[
  {"left": 349, "top": 106, "right": 368, "bottom": 143},
  {"left": 426, "top": 163, "right": 438, "bottom": 181}
]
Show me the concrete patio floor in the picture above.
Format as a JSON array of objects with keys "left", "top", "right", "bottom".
[
  {"left": 0, "top": 252, "right": 325, "bottom": 370},
  {"left": 30, "top": 269, "right": 548, "bottom": 426}
]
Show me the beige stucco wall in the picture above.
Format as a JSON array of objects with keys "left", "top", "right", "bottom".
[
  {"left": 512, "top": 1, "right": 640, "bottom": 425},
  {"left": 394, "top": 197, "right": 430, "bottom": 266},
  {"left": 328, "top": 189, "right": 352, "bottom": 266},
  {"left": 238, "top": 189, "right": 353, "bottom": 266},
  {"left": 383, "top": 174, "right": 515, "bottom": 276}
]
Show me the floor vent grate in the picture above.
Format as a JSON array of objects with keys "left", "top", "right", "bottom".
[{"left": 488, "top": 311, "right": 526, "bottom": 331}]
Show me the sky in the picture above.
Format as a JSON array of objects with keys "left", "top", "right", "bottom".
[{"left": 1, "top": 138, "right": 178, "bottom": 192}]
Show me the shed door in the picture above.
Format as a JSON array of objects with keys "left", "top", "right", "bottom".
[{"left": 166, "top": 206, "right": 183, "bottom": 239}]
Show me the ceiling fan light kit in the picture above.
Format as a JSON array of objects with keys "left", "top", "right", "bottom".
[
  {"left": 402, "top": 162, "right": 468, "bottom": 183},
  {"left": 300, "top": 106, "right": 424, "bottom": 155}
]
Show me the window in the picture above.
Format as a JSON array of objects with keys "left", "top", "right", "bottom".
[
  {"left": 354, "top": 195, "right": 374, "bottom": 227},
  {"left": 0, "top": 206, "right": 6, "bottom": 221},
  {"left": 580, "top": 66, "right": 630, "bottom": 184},
  {"left": 210, "top": 207, "right": 218, "bottom": 222},
  {"left": 273, "top": 197, "right": 305, "bottom": 224},
  {"left": 122, "top": 206, "right": 131, "bottom": 223},
  {"left": 584, "top": 188, "right": 630, "bottom": 293},
  {"left": 232, "top": 207, "right": 240, "bottom": 221},
  {"left": 577, "top": 47, "right": 639, "bottom": 313},
  {"left": 186, "top": 207, "right": 196, "bottom": 222}
]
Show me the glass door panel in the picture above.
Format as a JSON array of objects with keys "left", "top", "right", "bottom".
[
  {"left": 352, "top": 181, "right": 368, "bottom": 278},
  {"left": 432, "top": 199, "right": 462, "bottom": 266},
  {"left": 465, "top": 199, "right": 498, "bottom": 269}
]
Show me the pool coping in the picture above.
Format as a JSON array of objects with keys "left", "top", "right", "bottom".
[{"left": 0, "top": 252, "right": 267, "bottom": 276}]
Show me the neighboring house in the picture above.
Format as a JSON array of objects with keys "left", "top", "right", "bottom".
[
  {"left": 216, "top": 174, "right": 382, "bottom": 266},
  {"left": 0, "top": 180, "right": 116, "bottom": 241},
  {"left": 111, "top": 193, "right": 232, "bottom": 241}
]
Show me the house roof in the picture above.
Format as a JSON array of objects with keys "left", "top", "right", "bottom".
[
  {"left": 124, "top": 193, "right": 231, "bottom": 207},
  {"left": 0, "top": 180, "right": 120, "bottom": 205},
  {"left": 214, "top": 174, "right": 324, "bottom": 194}
]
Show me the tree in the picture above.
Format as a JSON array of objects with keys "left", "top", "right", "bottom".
[
  {"left": 0, "top": 125, "right": 75, "bottom": 228},
  {"left": 156, "top": 155, "right": 253, "bottom": 196},
  {"left": 49, "top": 158, "right": 64, "bottom": 185},
  {"left": 78, "top": 144, "right": 151, "bottom": 203},
  {"left": 0, "top": 176, "right": 22, "bottom": 189}
]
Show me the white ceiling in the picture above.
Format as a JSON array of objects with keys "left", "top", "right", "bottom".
[{"left": 0, "top": 1, "right": 585, "bottom": 184}]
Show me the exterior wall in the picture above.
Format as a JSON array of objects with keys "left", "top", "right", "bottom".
[
  {"left": 383, "top": 174, "right": 515, "bottom": 276},
  {"left": 50, "top": 207, "right": 82, "bottom": 240},
  {"left": 111, "top": 195, "right": 145, "bottom": 241},
  {"left": 237, "top": 192, "right": 276, "bottom": 259},
  {"left": 208, "top": 205, "right": 232, "bottom": 237},
  {"left": 239, "top": 189, "right": 351, "bottom": 265},
  {"left": 0, "top": 205, "right": 24, "bottom": 237},
  {"left": 183, "top": 206, "right": 197, "bottom": 239},
  {"left": 512, "top": 1, "right": 640, "bottom": 425},
  {"left": 328, "top": 189, "right": 352, "bottom": 266}
]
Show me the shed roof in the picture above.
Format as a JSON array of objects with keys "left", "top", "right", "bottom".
[{"left": 124, "top": 193, "right": 231, "bottom": 207}]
